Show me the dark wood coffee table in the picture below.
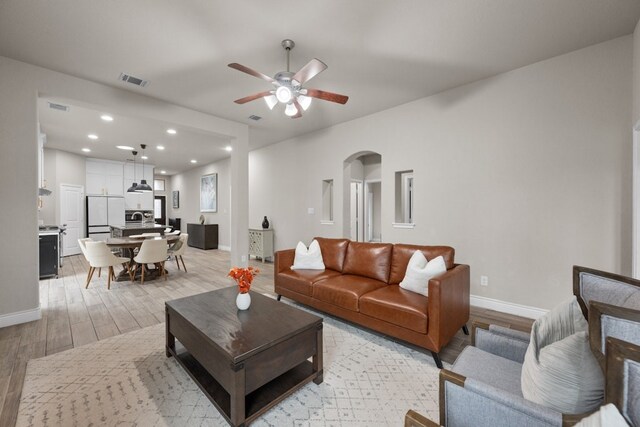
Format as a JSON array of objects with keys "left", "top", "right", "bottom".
[{"left": 165, "top": 287, "right": 323, "bottom": 427}]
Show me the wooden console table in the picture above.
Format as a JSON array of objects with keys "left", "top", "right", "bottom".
[{"left": 187, "top": 223, "right": 218, "bottom": 250}]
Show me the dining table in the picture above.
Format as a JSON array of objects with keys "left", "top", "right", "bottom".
[{"left": 106, "top": 234, "right": 180, "bottom": 282}]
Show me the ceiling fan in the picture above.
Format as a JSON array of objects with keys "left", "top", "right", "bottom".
[{"left": 228, "top": 39, "right": 349, "bottom": 119}]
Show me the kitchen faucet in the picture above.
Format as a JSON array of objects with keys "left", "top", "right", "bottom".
[{"left": 131, "top": 211, "right": 144, "bottom": 221}]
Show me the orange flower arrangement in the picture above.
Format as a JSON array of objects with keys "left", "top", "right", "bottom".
[{"left": 228, "top": 266, "right": 259, "bottom": 294}]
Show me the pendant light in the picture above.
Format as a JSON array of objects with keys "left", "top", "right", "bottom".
[
  {"left": 127, "top": 150, "right": 140, "bottom": 193},
  {"left": 136, "top": 144, "right": 153, "bottom": 193}
]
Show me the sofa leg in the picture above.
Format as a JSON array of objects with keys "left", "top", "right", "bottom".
[
  {"left": 462, "top": 324, "right": 469, "bottom": 335},
  {"left": 431, "top": 351, "right": 443, "bottom": 369},
  {"left": 277, "top": 294, "right": 282, "bottom": 301}
]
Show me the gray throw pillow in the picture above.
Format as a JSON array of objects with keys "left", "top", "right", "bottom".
[{"left": 521, "top": 296, "right": 604, "bottom": 414}]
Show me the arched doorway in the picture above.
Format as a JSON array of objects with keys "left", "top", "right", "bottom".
[{"left": 342, "top": 151, "right": 382, "bottom": 242}]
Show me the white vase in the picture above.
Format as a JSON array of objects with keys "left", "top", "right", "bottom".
[{"left": 236, "top": 292, "right": 251, "bottom": 310}]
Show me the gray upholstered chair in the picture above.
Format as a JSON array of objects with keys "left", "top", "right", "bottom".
[
  {"left": 435, "top": 266, "right": 640, "bottom": 427},
  {"left": 603, "top": 337, "right": 640, "bottom": 426},
  {"left": 573, "top": 265, "right": 640, "bottom": 318}
]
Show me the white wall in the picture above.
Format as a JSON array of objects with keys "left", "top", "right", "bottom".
[
  {"left": 169, "top": 159, "right": 231, "bottom": 248},
  {"left": 249, "top": 36, "right": 633, "bottom": 311},
  {"left": 634, "top": 19, "right": 640, "bottom": 125},
  {"left": 40, "top": 149, "right": 86, "bottom": 226},
  {"left": 0, "top": 55, "right": 248, "bottom": 326}
]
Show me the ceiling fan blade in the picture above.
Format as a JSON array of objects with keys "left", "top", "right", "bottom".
[
  {"left": 292, "top": 58, "right": 327, "bottom": 85},
  {"left": 305, "top": 88, "right": 349, "bottom": 105},
  {"left": 233, "top": 91, "right": 272, "bottom": 104},
  {"left": 228, "top": 63, "right": 275, "bottom": 83},
  {"left": 291, "top": 99, "right": 303, "bottom": 119}
]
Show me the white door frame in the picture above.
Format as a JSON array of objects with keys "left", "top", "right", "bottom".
[
  {"left": 350, "top": 180, "right": 364, "bottom": 241},
  {"left": 633, "top": 121, "right": 640, "bottom": 278},
  {"left": 364, "top": 179, "right": 381, "bottom": 242}
]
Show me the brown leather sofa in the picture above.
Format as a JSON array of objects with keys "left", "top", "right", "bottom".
[{"left": 274, "top": 237, "right": 470, "bottom": 368}]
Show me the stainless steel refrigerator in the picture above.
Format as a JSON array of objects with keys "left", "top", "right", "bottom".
[{"left": 86, "top": 196, "right": 125, "bottom": 241}]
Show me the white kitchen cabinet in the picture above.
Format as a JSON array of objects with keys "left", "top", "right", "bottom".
[{"left": 86, "top": 159, "right": 124, "bottom": 196}]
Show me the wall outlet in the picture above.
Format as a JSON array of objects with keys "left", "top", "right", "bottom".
[
  {"left": 308, "top": 207, "right": 315, "bottom": 215},
  {"left": 241, "top": 255, "right": 247, "bottom": 262},
  {"left": 480, "top": 276, "right": 489, "bottom": 287}
]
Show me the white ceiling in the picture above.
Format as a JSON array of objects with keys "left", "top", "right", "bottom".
[
  {"left": 38, "top": 98, "right": 231, "bottom": 175},
  {"left": 2, "top": 1, "right": 640, "bottom": 152}
]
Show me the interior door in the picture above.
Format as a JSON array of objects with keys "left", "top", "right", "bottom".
[
  {"left": 60, "top": 184, "right": 84, "bottom": 256},
  {"left": 154, "top": 195, "right": 166, "bottom": 225}
]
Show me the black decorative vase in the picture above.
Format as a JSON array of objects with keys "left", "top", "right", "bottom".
[{"left": 262, "top": 216, "right": 269, "bottom": 229}]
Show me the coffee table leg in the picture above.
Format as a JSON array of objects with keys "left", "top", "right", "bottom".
[
  {"left": 231, "top": 362, "right": 246, "bottom": 426},
  {"left": 313, "top": 323, "right": 323, "bottom": 384},
  {"left": 166, "top": 307, "right": 175, "bottom": 358}
]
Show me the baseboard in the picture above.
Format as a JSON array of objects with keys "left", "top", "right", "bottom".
[
  {"left": 470, "top": 295, "right": 548, "bottom": 320},
  {"left": 0, "top": 305, "right": 41, "bottom": 328},
  {"left": 217, "top": 245, "right": 230, "bottom": 252}
]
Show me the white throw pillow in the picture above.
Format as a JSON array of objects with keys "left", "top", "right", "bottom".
[
  {"left": 399, "top": 251, "right": 447, "bottom": 296},
  {"left": 575, "top": 404, "right": 629, "bottom": 427},
  {"left": 290, "top": 240, "right": 325, "bottom": 270},
  {"left": 521, "top": 296, "right": 604, "bottom": 414}
]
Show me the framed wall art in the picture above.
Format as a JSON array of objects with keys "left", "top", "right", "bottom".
[
  {"left": 172, "top": 191, "right": 180, "bottom": 209},
  {"left": 200, "top": 173, "right": 217, "bottom": 212}
]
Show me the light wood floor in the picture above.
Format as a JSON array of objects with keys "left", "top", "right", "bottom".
[{"left": 0, "top": 248, "right": 533, "bottom": 426}]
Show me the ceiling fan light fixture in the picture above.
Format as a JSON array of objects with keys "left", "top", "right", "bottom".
[
  {"left": 276, "top": 86, "right": 292, "bottom": 103},
  {"left": 264, "top": 95, "right": 278, "bottom": 110},
  {"left": 285, "top": 103, "right": 298, "bottom": 117},
  {"left": 297, "top": 95, "right": 312, "bottom": 111}
]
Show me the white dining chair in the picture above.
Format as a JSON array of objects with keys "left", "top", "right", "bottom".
[
  {"left": 133, "top": 238, "right": 168, "bottom": 284},
  {"left": 141, "top": 233, "right": 161, "bottom": 237},
  {"left": 168, "top": 233, "right": 188, "bottom": 272},
  {"left": 84, "top": 241, "right": 131, "bottom": 289},
  {"left": 78, "top": 237, "right": 92, "bottom": 256}
]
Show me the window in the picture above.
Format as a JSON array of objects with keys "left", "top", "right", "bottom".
[
  {"left": 394, "top": 170, "right": 414, "bottom": 227},
  {"left": 154, "top": 179, "right": 165, "bottom": 191},
  {"left": 322, "top": 179, "right": 334, "bottom": 223}
]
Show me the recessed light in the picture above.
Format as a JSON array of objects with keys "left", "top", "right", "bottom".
[
  {"left": 88, "top": 134, "right": 98, "bottom": 140},
  {"left": 190, "top": 159, "right": 197, "bottom": 164},
  {"left": 141, "top": 155, "right": 148, "bottom": 160},
  {"left": 225, "top": 146, "right": 232, "bottom": 152},
  {"left": 82, "top": 148, "right": 91, "bottom": 153},
  {"left": 100, "top": 115, "right": 114, "bottom": 122},
  {"left": 166, "top": 129, "right": 177, "bottom": 135},
  {"left": 116, "top": 145, "right": 135, "bottom": 150},
  {"left": 157, "top": 145, "right": 165, "bottom": 150},
  {"left": 160, "top": 170, "right": 166, "bottom": 174}
]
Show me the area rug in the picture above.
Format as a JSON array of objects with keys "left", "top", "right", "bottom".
[{"left": 17, "top": 307, "right": 441, "bottom": 426}]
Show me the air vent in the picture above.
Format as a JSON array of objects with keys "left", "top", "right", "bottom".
[
  {"left": 48, "top": 102, "right": 69, "bottom": 112},
  {"left": 248, "top": 115, "right": 262, "bottom": 121},
  {"left": 118, "top": 72, "right": 149, "bottom": 87}
]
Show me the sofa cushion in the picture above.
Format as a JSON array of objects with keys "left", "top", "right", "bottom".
[
  {"left": 400, "top": 253, "right": 447, "bottom": 296},
  {"left": 312, "top": 275, "right": 387, "bottom": 311},
  {"left": 342, "top": 241, "right": 393, "bottom": 283},
  {"left": 453, "top": 346, "right": 524, "bottom": 396},
  {"left": 389, "top": 244, "right": 455, "bottom": 285},
  {"left": 291, "top": 240, "right": 325, "bottom": 270},
  {"left": 359, "top": 285, "right": 428, "bottom": 334},
  {"left": 314, "top": 237, "right": 350, "bottom": 272},
  {"left": 276, "top": 269, "right": 342, "bottom": 296}
]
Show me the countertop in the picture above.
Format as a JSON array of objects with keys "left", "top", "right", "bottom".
[{"left": 110, "top": 223, "right": 165, "bottom": 230}]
